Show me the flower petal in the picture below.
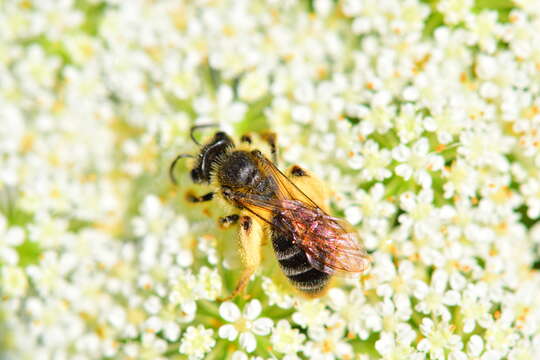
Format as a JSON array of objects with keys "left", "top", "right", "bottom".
[
  {"left": 218, "top": 324, "right": 238, "bottom": 341},
  {"left": 239, "top": 332, "right": 256, "bottom": 353},
  {"left": 243, "top": 299, "right": 261, "bottom": 320},
  {"left": 252, "top": 317, "right": 273, "bottom": 336},
  {"left": 231, "top": 351, "right": 248, "bottom": 360},
  {"left": 219, "top": 301, "right": 240, "bottom": 322}
]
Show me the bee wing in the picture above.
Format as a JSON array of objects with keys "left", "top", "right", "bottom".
[
  {"left": 233, "top": 193, "right": 370, "bottom": 276},
  {"left": 294, "top": 212, "right": 370, "bottom": 275},
  {"left": 228, "top": 155, "right": 370, "bottom": 275},
  {"left": 256, "top": 154, "right": 319, "bottom": 207}
]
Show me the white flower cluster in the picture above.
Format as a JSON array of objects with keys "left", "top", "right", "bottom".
[{"left": 1, "top": 0, "right": 540, "bottom": 359}]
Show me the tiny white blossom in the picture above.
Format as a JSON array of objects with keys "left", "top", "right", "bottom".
[
  {"left": 393, "top": 138, "right": 444, "bottom": 188},
  {"left": 218, "top": 300, "right": 273, "bottom": 353},
  {"left": 438, "top": 0, "right": 474, "bottom": 25},
  {"left": 418, "top": 318, "right": 463, "bottom": 360},
  {"left": 1, "top": 266, "right": 28, "bottom": 297},
  {"left": 179, "top": 325, "right": 216, "bottom": 360},
  {"left": 270, "top": 320, "right": 306, "bottom": 357},
  {"left": 238, "top": 70, "right": 269, "bottom": 102},
  {"left": 0, "top": 215, "right": 24, "bottom": 265}
]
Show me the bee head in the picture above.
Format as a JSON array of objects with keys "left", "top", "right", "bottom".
[{"left": 191, "top": 131, "right": 234, "bottom": 184}]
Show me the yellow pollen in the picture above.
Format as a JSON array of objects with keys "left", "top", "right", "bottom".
[
  {"left": 322, "top": 339, "right": 334, "bottom": 353},
  {"left": 234, "top": 318, "right": 249, "bottom": 333}
]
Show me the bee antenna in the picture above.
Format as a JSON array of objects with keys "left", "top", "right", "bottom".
[
  {"left": 190, "top": 123, "right": 219, "bottom": 146},
  {"left": 169, "top": 154, "right": 194, "bottom": 185}
]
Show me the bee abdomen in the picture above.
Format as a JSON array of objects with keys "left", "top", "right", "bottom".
[
  {"left": 274, "top": 243, "right": 303, "bottom": 260},
  {"left": 271, "top": 217, "right": 330, "bottom": 295},
  {"left": 288, "top": 268, "right": 330, "bottom": 295},
  {"left": 278, "top": 251, "right": 312, "bottom": 275}
]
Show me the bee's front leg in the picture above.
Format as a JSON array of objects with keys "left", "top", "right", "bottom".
[
  {"left": 218, "top": 214, "right": 240, "bottom": 229},
  {"left": 185, "top": 191, "right": 214, "bottom": 203}
]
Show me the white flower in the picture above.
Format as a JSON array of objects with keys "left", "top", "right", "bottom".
[
  {"left": 460, "top": 284, "right": 492, "bottom": 333},
  {"left": 137, "top": 333, "right": 167, "bottom": 360},
  {"left": 413, "top": 269, "right": 460, "bottom": 321},
  {"left": 303, "top": 317, "right": 353, "bottom": 360},
  {"left": 230, "top": 350, "right": 266, "bottom": 360},
  {"left": 168, "top": 268, "right": 198, "bottom": 322},
  {"left": 520, "top": 177, "right": 540, "bottom": 219},
  {"left": 442, "top": 160, "right": 478, "bottom": 199},
  {"left": 393, "top": 138, "right": 444, "bottom": 188},
  {"left": 348, "top": 139, "right": 392, "bottom": 181},
  {"left": 292, "top": 299, "right": 330, "bottom": 331},
  {"left": 465, "top": 11, "right": 502, "bottom": 53},
  {"left": 467, "top": 335, "right": 484, "bottom": 357},
  {"left": 398, "top": 190, "right": 446, "bottom": 246},
  {"left": 358, "top": 103, "right": 395, "bottom": 135},
  {"left": 1, "top": 266, "right": 28, "bottom": 297},
  {"left": 193, "top": 85, "right": 247, "bottom": 132},
  {"left": 196, "top": 266, "right": 222, "bottom": 300},
  {"left": 438, "top": 0, "right": 474, "bottom": 25},
  {"left": 326, "top": 288, "right": 380, "bottom": 339},
  {"left": 418, "top": 318, "right": 463, "bottom": 360},
  {"left": 28, "top": 211, "right": 69, "bottom": 250},
  {"left": 261, "top": 276, "right": 294, "bottom": 309},
  {"left": 423, "top": 106, "right": 468, "bottom": 144},
  {"left": 375, "top": 330, "right": 422, "bottom": 360},
  {"left": 270, "top": 320, "right": 306, "bottom": 356},
  {"left": 349, "top": 183, "right": 396, "bottom": 227},
  {"left": 0, "top": 215, "right": 25, "bottom": 265},
  {"left": 375, "top": 256, "right": 417, "bottom": 298},
  {"left": 395, "top": 104, "right": 425, "bottom": 144},
  {"left": 14, "top": 44, "right": 61, "bottom": 95},
  {"left": 218, "top": 300, "right": 273, "bottom": 353},
  {"left": 238, "top": 70, "right": 269, "bottom": 102},
  {"left": 484, "top": 318, "right": 520, "bottom": 358},
  {"left": 179, "top": 325, "right": 216, "bottom": 360}
]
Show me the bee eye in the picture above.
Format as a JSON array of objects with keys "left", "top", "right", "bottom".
[{"left": 191, "top": 168, "right": 204, "bottom": 183}]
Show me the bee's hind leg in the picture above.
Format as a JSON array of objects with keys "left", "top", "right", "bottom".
[{"left": 219, "top": 215, "right": 263, "bottom": 301}]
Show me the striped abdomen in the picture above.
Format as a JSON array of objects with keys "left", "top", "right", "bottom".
[{"left": 271, "top": 214, "right": 330, "bottom": 296}]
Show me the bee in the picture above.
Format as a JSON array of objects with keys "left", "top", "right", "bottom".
[{"left": 170, "top": 125, "right": 370, "bottom": 298}]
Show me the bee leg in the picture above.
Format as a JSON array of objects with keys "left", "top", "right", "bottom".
[
  {"left": 218, "top": 214, "right": 240, "bottom": 229},
  {"left": 219, "top": 215, "right": 263, "bottom": 301},
  {"left": 260, "top": 132, "right": 277, "bottom": 163},
  {"left": 240, "top": 134, "right": 252, "bottom": 145},
  {"left": 186, "top": 191, "right": 214, "bottom": 203}
]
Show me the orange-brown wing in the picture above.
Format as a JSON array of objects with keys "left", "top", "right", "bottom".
[
  {"left": 280, "top": 199, "right": 369, "bottom": 275},
  {"left": 254, "top": 153, "right": 319, "bottom": 208},
  {"left": 228, "top": 153, "right": 369, "bottom": 274},
  {"left": 229, "top": 189, "right": 370, "bottom": 275}
]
